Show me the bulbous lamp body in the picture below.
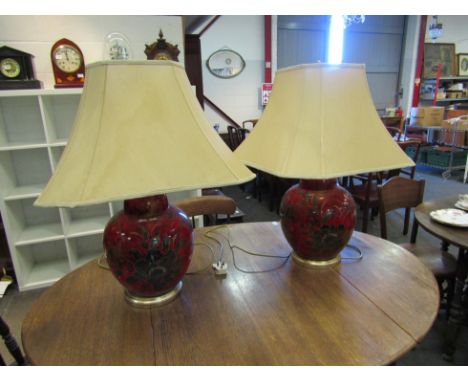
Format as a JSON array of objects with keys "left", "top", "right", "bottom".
[
  {"left": 103, "top": 195, "right": 193, "bottom": 306},
  {"left": 280, "top": 179, "right": 356, "bottom": 266}
]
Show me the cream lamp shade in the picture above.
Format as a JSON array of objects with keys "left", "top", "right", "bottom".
[
  {"left": 235, "top": 63, "right": 415, "bottom": 268},
  {"left": 234, "top": 63, "right": 414, "bottom": 178},
  {"left": 35, "top": 60, "right": 254, "bottom": 207}
]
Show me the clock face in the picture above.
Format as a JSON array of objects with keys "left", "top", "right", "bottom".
[
  {"left": 53, "top": 45, "right": 82, "bottom": 73},
  {"left": 154, "top": 52, "right": 172, "bottom": 60},
  {"left": 0, "top": 58, "right": 21, "bottom": 78}
]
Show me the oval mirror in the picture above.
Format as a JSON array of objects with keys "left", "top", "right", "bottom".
[{"left": 206, "top": 49, "right": 245, "bottom": 79}]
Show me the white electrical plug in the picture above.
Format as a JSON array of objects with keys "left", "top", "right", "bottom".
[{"left": 212, "top": 261, "right": 228, "bottom": 277}]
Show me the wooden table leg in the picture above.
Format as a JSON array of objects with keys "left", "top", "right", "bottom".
[{"left": 443, "top": 248, "right": 468, "bottom": 362}]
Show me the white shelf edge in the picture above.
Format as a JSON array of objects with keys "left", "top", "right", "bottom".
[
  {"left": 49, "top": 139, "right": 68, "bottom": 147},
  {"left": 0, "top": 142, "right": 49, "bottom": 151},
  {"left": 0, "top": 88, "right": 83, "bottom": 97},
  {"left": 3, "top": 184, "right": 44, "bottom": 201}
]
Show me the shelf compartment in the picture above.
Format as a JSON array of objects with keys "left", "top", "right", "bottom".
[
  {"left": 67, "top": 234, "right": 104, "bottom": 270},
  {"left": 14, "top": 240, "right": 70, "bottom": 291},
  {"left": 0, "top": 95, "right": 46, "bottom": 147},
  {"left": 49, "top": 145, "right": 66, "bottom": 171},
  {"left": 110, "top": 200, "right": 124, "bottom": 216},
  {"left": 40, "top": 93, "right": 81, "bottom": 144},
  {"left": 5, "top": 198, "right": 63, "bottom": 245},
  {"left": 0, "top": 148, "right": 52, "bottom": 199},
  {"left": 61, "top": 203, "right": 111, "bottom": 238}
]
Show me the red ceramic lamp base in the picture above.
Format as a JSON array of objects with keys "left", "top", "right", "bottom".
[
  {"left": 103, "top": 195, "right": 193, "bottom": 306},
  {"left": 279, "top": 179, "right": 356, "bottom": 267}
]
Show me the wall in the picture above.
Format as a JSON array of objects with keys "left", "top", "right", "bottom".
[
  {"left": 200, "top": 15, "right": 265, "bottom": 132},
  {"left": 0, "top": 15, "right": 184, "bottom": 89}
]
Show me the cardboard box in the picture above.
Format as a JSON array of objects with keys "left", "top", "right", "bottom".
[
  {"left": 441, "top": 115, "right": 468, "bottom": 146},
  {"left": 410, "top": 107, "right": 445, "bottom": 126},
  {"left": 442, "top": 115, "right": 468, "bottom": 130}
]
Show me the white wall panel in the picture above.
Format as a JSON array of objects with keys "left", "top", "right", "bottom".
[
  {"left": 343, "top": 15, "right": 405, "bottom": 112},
  {"left": 277, "top": 16, "right": 329, "bottom": 69}
]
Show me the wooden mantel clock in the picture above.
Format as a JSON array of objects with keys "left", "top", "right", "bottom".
[
  {"left": 144, "top": 30, "right": 180, "bottom": 61},
  {"left": 51, "top": 38, "right": 85, "bottom": 88}
]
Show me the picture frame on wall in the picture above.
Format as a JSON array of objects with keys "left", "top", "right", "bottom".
[
  {"left": 457, "top": 53, "right": 468, "bottom": 76},
  {"left": 423, "top": 43, "right": 456, "bottom": 78}
]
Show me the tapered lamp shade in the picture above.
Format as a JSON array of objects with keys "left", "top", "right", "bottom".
[
  {"left": 36, "top": 60, "right": 254, "bottom": 207},
  {"left": 235, "top": 63, "right": 414, "bottom": 267},
  {"left": 35, "top": 61, "right": 254, "bottom": 306},
  {"left": 235, "top": 63, "right": 413, "bottom": 178}
]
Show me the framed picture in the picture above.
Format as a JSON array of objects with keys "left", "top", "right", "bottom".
[
  {"left": 457, "top": 53, "right": 468, "bottom": 76},
  {"left": 423, "top": 43, "right": 456, "bottom": 78}
]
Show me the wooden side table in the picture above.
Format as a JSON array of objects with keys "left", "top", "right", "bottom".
[{"left": 22, "top": 222, "right": 439, "bottom": 365}]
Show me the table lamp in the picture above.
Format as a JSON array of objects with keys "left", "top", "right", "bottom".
[
  {"left": 235, "top": 63, "right": 414, "bottom": 267},
  {"left": 35, "top": 60, "right": 254, "bottom": 306}
]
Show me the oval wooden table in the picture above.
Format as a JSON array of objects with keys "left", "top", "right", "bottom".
[
  {"left": 21, "top": 222, "right": 439, "bottom": 366},
  {"left": 414, "top": 197, "right": 468, "bottom": 361}
]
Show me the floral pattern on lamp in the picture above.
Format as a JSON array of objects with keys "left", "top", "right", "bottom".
[{"left": 280, "top": 179, "right": 356, "bottom": 266}]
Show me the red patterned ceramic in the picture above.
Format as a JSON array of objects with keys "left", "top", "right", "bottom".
[
  {"left": 103, "top": 195, "right": 193, "bottom": 297},
  {"left": 280, "top": 179, "right": 356, "bottom": 262}
]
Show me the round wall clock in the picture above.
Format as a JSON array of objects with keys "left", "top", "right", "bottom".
[
  {"left": 206, "top": 49, "right": 245, "bottom": 79},
  {"left": 51, "top": 38, "right": 85, "bottom": 88}
]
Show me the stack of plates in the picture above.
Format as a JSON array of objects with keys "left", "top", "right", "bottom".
[{"left": 455, "top": 196, "right": 468, "bottom": 211}]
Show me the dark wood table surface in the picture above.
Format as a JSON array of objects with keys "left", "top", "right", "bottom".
[
  {"left": 415, "top": 196, "right": 468, "bottom": 250},
  {"left": 21, "top": 222, "right": 439, "bottom": 366},
  {"left": 414, "top": 196, "right": 468, "bottom": 361}
]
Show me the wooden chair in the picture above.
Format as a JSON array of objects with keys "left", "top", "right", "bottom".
[
  {"left": 242, "top": 119, "right": 258, "bottom": 130},
  {"left": 175, "top": 195, "right": 237, "bottom": 227},
  {"left": 386, "top": 126, "right": 402, "bottom": 141},
  {"left": 397, "top": 140, "right": 422, "bottom": 179},
  {"left": 227, "top": 125, "right": 248, "bottom": 151},
  {"left": 377, "top": 176, "right": 457, "bottom": 313},
  {"left": 0, "top": 315, "right": 26, "bottom": 366},
  {"left": 347, "top": 172, "right": 381, "bottom": 233}
]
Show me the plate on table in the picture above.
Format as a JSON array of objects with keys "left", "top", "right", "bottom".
[{"left": 430, "top": 208, "right": 468, "bottom": 227}]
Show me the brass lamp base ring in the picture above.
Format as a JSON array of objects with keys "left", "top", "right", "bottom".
[
  {"left": 292, "top": 252, "right": 341, "bottom": 268},
  {"left": 124, "top": 281, "right": 183, "bottom": 307}
]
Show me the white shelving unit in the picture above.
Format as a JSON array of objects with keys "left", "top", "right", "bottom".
[{"left": 0, "top": 89, "right": 199, "bottom": 291}]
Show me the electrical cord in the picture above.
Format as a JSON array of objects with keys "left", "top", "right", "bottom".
[
  {"left": 197, "top": 225, "right": 291, "bottom": 274},
  {"left": 97, "top": 225, "right": 363, "bottom": 276},
  {"left": 341, "top": 243, "right": 363, "bottom": 261}
]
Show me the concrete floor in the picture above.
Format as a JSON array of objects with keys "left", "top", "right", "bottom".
[{"left": 1, "top": 165, "right": 467, "bottom": 365}]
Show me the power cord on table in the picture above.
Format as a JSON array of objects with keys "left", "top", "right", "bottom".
[
  {"left": 341, "top": 244, "right": 363, "bottom": 261},
  {"left": 190, "top": 225, "right": 291, "bottom": 275},
  {"left": 97, "top": 225, "right": 363, "bottom": 277}
]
